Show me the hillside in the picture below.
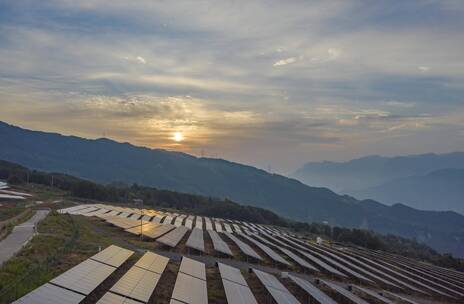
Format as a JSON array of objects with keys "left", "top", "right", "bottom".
[
  {"left": 293, "top": 153, "right": 464, "bottom": 193},
  {"left": 1, "top": 121, "right": 464, "bottom": 256},
  {"left": 2, "top": 159, "right": 463, "bottom": 270}
]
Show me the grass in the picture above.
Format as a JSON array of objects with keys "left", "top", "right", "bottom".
[{"left": 0, "top": 206, "right": 25, "bottom": 222}]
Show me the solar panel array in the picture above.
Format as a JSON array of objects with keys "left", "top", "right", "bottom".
[{"left": 55, "top": 203, "right": 464, "bottom": 304}]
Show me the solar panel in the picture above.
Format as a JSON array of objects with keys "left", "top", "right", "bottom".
[
  {"left": 239, "top": 233, "right": 290, "bottom": 266},
  {"left": 51, "top": 259, "right": 116, "bottom": 295},
  {"left": 214, "top": 221, "right": 223, "bottom": 232},
  {"left": 98, "top": 210, "right": 120, "bottom": 218},
  {"left": 105, "top": 216, "right": 150, "bottom": 230},
  {"left": 224, "top": 232, "right": 262, "bottom": 260},
  {"left": 141, "top": 215, "right": 152, "bottom": 222},
  {"left": 348, "top": 248, "right": 463, "bottom": 298},
  {"left": 251, "top": 234, "right": 316, "bottom": 271},
  {"left": 217, "top": 263, "right": 245, "bottom": 285},
  {"left": 352, "top": 250, "right": 457, "bottom": 298},
  {"left": 350, "top": 285, "right": 394, "bottom": 304},
  {"left": 128, "top": 223, "right": 176, "bottom": 239},
  {"left": 222, "top": 279, "right": 258, "bottom": 304},
  {"left": 186, "top": 228, "right": 205, "bottom": 252},
  {"left": 152, "top": 214, "right": 165, "bottom": 223},
  {"left": 13, "top": 283, "right": 85, "bottom": 304},
  {"left": 195, "top": 216, "right": 203, "bottom": 230},
  {"left": 288, "top": 275, "right": 337, "bottom": 304},
  {"left": 81, "top": 208, "right": 109, "bottom": 217},
  {"left": 208, "top": 230, "right": 233, "bottom": 256},
  {"left": 179, "top": 257, "right": 206, "bottom": 280},
  {"left": 128, "top": 213, "right": 141, "bottom": 220},
  {"left": 118, "top": 212, "right": 131, "bottom": 218},
  {"left": 380, "top": 290, "right": 422, "bottom": 304},
  {"left": 223, "top": 223, "right": 233, "bottom": 233},
  {"left": 303, "top": 243, "right": 396, "bottom": 286},
  {"left": 174, "top": 215, "right": 186, "bottom": 227},
  {"left": 171, "top": 257, "right": 207, "bottom": 304},
  {"left": 171, "top": 273, "right": 208, "bottom": 304},
  {"left": 253, "top": 269, "right": 300, "bottom": 304},
  {"left": 90, "top": 245, "right": 134, "bottom": 267},
  {"left": 73, "top": 206, "right": 99, "bottom": 215},
  {"left": 110, "top": 266, "right": 161, "bottom": 302},
  {"left": 162, "top": 216, "right": 173, "bottom": 224},
  {"left": 328, "top": 247, "right": 424, "bottom": 293},
  {"left": 294, "top": 249, "right": 346, "bottom": 277},
  {"left": 134, "top": 251, "right": 169, "bottom": 274},
  {"left": 125, "top": 222, "right": 160, "bottom": 235},
  {"left": 363, "top": 250, "right": 464, "bottom": 291},
  {"left": 97, "top": 292, "right": 142, "bottom": 304},
  {"left": 184, "top": 216, "right": 194, "bottom": 229},
  {"left": 232, "top": 224, "right": 242, "bottom": 233},
  {"left": 204, "top": 218, "right": 213, "bottom": 231},
  {"left": 157, "top": 226, "right": 189, "bottom": 248},
  {"left": 301, "top": 243, "right": 373, "bottom": 282},
  {"left": 319, "top": 280, "right": 369, "bottom": 304}
]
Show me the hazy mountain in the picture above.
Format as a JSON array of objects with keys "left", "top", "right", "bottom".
[
  {"left": 293, "top": 153, "right": 464, "bottom": 193},
  {"left": 351, "top": 168, "right": 464, "bottom": 214},
  {"left": 1, "top": 121, "right": 464, "bottom": 256}
]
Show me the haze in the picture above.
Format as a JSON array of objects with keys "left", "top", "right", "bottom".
[{"left": 1, "top": 0, "right": 463, "bottom": 173}]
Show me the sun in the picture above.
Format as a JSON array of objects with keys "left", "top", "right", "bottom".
[{"left": 173, "top": 132, "right": 184, "bottom": 142}]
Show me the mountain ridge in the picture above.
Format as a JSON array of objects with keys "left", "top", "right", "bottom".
[
  {"left": 1, "top": 120, "right": 464, "bottom": 256},
  {"left": 351, "top": 168, "right": 464, "bottom": 214}
]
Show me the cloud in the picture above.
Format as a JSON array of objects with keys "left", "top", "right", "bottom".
[
  {"left": 386, "top": 101, "right": 416, "bottom": 108},
  {"left": 418, "top": 66, "right": 430, "bottom": 72},
  {"left": 273, "top": 57, "right": 297, "bottom": 67},
  {"left": 327, "top": 48, "right": 342, "bottom": 60},
  {"left": 1, "top": 0, "right": 464, "bottom": 172},
  {"left": 136, "top": 56, "right": 146, "bottom": 64}
]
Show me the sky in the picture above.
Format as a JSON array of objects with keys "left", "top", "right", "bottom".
[{"left": 1, "top": 0, "right": 464, "bottom": 174}]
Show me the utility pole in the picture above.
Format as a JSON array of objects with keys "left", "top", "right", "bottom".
[
  {"left": 134, "top": 198, "right": 144, "bottom": 241},
  {"left": 140, "top": 199, "right": 144, "bottom": 241}
]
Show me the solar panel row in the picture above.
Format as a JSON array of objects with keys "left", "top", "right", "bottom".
[
  {"left": 186, "top": 228, "right": 205, "bottom": 252},
  {"left": 218, "top": 263, "right": 257, "bottom": 304},
  {"left": 171, "top": 257, "right": 208, "bottom": 304},
  {"left": 253, "top": 269, "right": 300, "bottom": 304},
  {"left": 157, "top": 226, "right": 190, "bottom": 248},
  {"left": 208, "top": 230, "right": 233, "bottom": 256}
]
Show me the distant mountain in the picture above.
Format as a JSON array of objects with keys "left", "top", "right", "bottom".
[
  {"left": 351, "top": 168, "right": 464, "bottom": 214},
  {"left": 293, "top": 153, "right": 464, "bottom": 193},
  {"left": 1, "top": 121, "right": 464, "bottom": 256}
]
